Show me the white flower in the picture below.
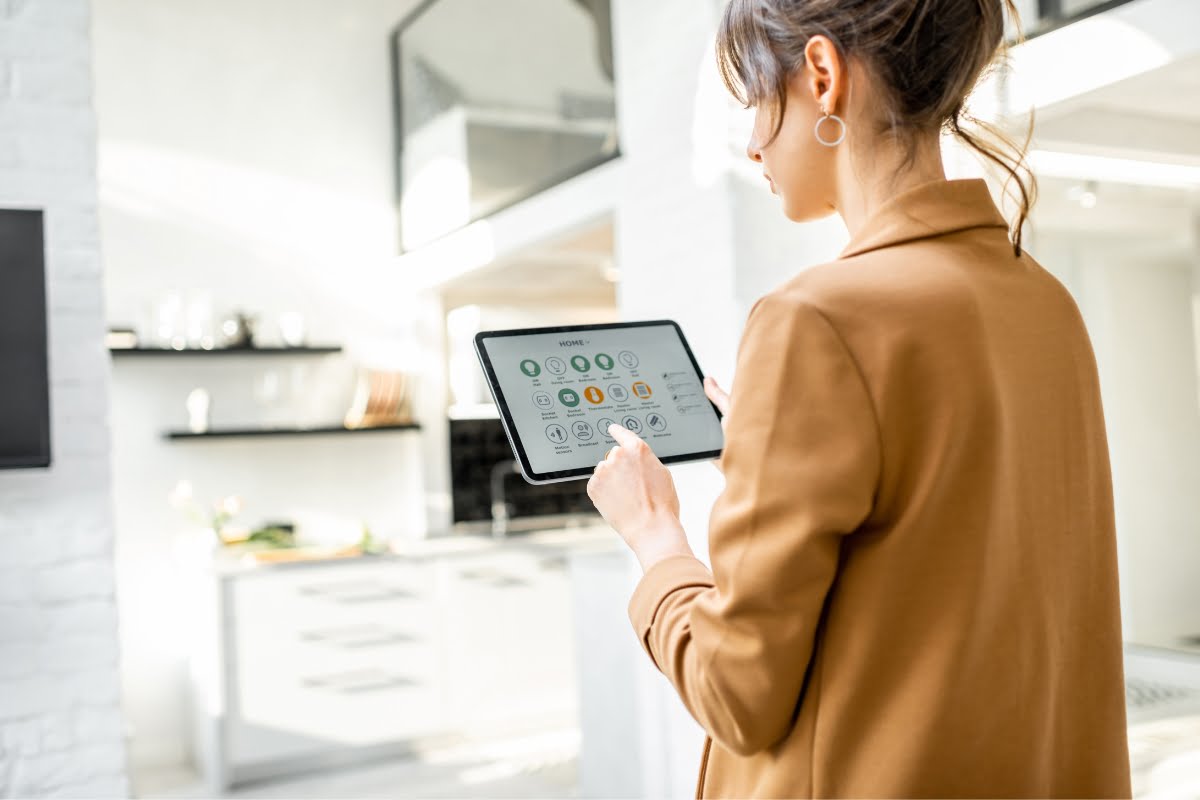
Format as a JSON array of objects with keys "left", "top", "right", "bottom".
[
  {"left": 168, "top": 480, "right": 194, "bottom": 509},
  {"left": 219, "top": 495, "right": 243, "bottom": 516}
]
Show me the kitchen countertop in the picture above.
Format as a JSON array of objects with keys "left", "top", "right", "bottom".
[
  {"left": 205, "top": 520, "right": 622, "bottom": 576},
  {"left": 390, "top": 522, "right": 618, "bottom": 558}
]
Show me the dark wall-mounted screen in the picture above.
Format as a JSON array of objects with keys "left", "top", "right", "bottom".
[{"left": 0, "top": 209, "right": 51, "bottom": 469}]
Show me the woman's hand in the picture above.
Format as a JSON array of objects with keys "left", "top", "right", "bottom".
[
  {"left": 704, "top": 376, "right": 730, "bottom": 425},
  {"left": 587, "top": 423, "right": 693, "bottom": 572},
  {"left": 704, "top": 376, "right": 730, "bottom": 473}
]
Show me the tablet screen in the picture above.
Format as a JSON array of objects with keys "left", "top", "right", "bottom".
[{"left": 476, "top": 321, "right": 724, "bottom": 482}]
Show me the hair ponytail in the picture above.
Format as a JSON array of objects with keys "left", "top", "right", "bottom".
[
  {"left": 949, "top": 0, "right": 1037, "bottom": 256},
  {"left": 949, "top": 108, "right": 1037, "bottom": 256}
]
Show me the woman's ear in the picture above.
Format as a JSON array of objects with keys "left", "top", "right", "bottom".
[{"left": 800, "top": 35, "right": 845, "bottom": 114}]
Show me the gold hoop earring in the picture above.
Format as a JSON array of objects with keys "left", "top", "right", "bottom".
[{"left": 814, "top": 112, "right": 846, "bottom": 147}]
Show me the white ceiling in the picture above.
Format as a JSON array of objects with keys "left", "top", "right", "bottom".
[
  {"left": 409, "top": 1, "right": 1198, "bottom": 266},
  {"left": 1034, "top": 51, "right": 1200, "bottom": 165},
  {"left": 1025, "top": 51, "right": 1200, "bottom": 244}
]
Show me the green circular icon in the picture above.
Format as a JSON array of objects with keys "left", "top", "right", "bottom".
[
  {"left": 558, "top": 388, "right": 581, "bottom": 408},
  {"left": 595, "top": 353, "right": 614, "bottom": 371},
  {"left": 570, "top": 355, "right": 591, "bottom": 373},
  {"left": 519, "top": 359, "right": 541, "bottom": 377}
]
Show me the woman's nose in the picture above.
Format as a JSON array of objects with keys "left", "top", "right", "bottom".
[{"left": 746, "top": 138, "right": 763, "bottom": 163}]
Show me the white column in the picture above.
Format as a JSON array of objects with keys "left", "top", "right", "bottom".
[{"left": 600, "top": 0, "right": 848, "bottom": 796}]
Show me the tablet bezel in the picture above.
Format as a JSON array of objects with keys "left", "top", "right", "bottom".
[{"left": 474, "top": 319, "right": 724, "bottom": 484}]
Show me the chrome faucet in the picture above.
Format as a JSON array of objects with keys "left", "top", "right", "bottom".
[{"left": 490, "top": 460, "right": 521, "bottom": 538}]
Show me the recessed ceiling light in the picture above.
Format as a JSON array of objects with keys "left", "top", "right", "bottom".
[{"left": 1067, "top": 180, "right": 1099, "bottom": 209}]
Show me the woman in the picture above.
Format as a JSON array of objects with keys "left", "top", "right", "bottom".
[{"left": 587, "top": 0, "right": 1131, "bottom": 797}]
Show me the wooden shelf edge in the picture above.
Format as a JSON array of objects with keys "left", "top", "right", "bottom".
[
  {"left": 164, "top": 423, "right": 421, "bottom": 440},
  {"left": 111, "top": 345, "right": 343, "bottom": 356}
]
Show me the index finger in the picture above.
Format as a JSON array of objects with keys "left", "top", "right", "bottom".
[{"left": 606, "top": 423, "right": 642, "bottom": 448}]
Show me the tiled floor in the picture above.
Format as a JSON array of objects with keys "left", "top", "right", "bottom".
[
  {"left": 1129, "top": 714, "right": 1200, "bottom": 799},
  {"left": 1125, "top": 646, "right": 1200, "bottom": 798},
  {"left": 137, "top": 730, "right": 581, "bottom": 800},
  {"left": 137, "top": 709, "right": 1200, "bottom": 799}
]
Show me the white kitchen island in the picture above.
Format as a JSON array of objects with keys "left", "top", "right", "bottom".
[{"left": 186, "top": 523, "right": 624, "bottom": 793}]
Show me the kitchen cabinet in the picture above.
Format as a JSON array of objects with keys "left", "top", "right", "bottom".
[
  {"left": 225, "top": 560, "right": 441, "bottom": 768},
  {"left": 438, "top": 550, "right": 576, "bottom": 736},
  {"left": 188, "top": 528, "right": 613, "bottom": 791}
]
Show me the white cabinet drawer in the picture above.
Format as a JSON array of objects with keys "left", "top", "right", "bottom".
[
  {"left": 233, "top": 638, "right": 442, "bottom": 749},
  {"left": 229, "top": 560, "right": 436, "bottom": 644},
  {"left": 225, "top": 559, "right": 443, "bottom": 759},
  {"left": 439, "top": 551, "right": 577, "bottom": 732},
  {"left": 208, "top": 547, "right": 580, "bottom": 777},
  {"left": 236, "top": 632, "right": 438, "bottom": 690}
]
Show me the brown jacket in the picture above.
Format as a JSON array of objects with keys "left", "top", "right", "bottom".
[{"left": 629, "top": 179, "right": 1131, "bottom": 798}]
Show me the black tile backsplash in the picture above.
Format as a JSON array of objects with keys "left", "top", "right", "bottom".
[{"left": 449, "top": 417, "right": 597, "bottom": 524}]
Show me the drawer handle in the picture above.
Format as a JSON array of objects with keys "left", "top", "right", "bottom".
[
  {"left": 302, "top": 668, "right": 420, "bottom": 694},
  {"left": 456, "top": 568, "right": 529, "bottom": 588},
  {"left": 300, "top": 624, "right": 419, "bottom": 649},
  {"left": 539, "top": 556, "right": 568, "bottom": 571},
  {"left": 297, "top": 581, "right": 418, "bottom": 603}
]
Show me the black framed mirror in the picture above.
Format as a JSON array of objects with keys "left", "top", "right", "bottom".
[{"left": 391, "top": 0, "right": 619, "bottom": 253}]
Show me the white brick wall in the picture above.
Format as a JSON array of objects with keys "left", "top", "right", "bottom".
[{"left": 0, "top": 0, "right": 129, "bottom": 796}]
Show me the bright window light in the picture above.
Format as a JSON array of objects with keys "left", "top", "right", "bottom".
[{"left": 1027, "top": 150, "right": 1200, "bottom": 189}]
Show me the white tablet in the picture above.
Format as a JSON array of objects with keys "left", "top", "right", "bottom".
[{"left": 474, "top": 320, "right": 725, "bottom": 484}]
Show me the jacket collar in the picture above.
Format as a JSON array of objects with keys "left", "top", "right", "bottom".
[{"left": 838, "top": 178, "right": 1009, "bottom": 259}]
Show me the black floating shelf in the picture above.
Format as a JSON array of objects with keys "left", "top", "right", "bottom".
[
  {"left": 165, "top": 423, "right": 421, "bottom": 440},
  {"left": 111, "top": 345, "right": 342, "bottom": 357}
]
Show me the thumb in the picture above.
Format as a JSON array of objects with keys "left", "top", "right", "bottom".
[{"left": 703, "top": 376, "right": 730, "bottom": 415}]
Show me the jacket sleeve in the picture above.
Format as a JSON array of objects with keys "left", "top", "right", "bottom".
[{"left": 627, "top": 293, "right": 881, "bottom": 756}]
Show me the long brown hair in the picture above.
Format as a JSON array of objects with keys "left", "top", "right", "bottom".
[{"left": 716, "top": 0, "right": 1035, "bottom": 256}]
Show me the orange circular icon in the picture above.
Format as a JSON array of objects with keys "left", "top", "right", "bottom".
[
  {"left": 583, "top": 386, "right": 605, "bottom": 404},
  {"left": 631, "top": 381, "right": 652, "bottom": 399}
]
